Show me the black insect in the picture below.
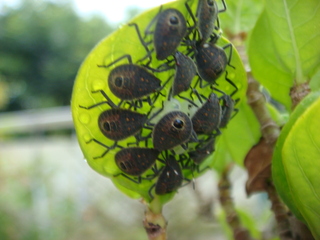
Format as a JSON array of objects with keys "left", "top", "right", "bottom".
[
  {"left": 195, "top": 41, "right": 228, "bottom": 82},
  {"left": 188, "top": 137, "right": 216, "bottom": 165},
  {"left": 152, "top": 8, "right": 187, "bottom": 60},
  {"left": 196, "top": 0, "right": 227, "bottom": 42},
  {"left": 191, "top": 92, "right": 221, "bottom": 134},
  {"left": 108, "top": 64, "right": 162, "bottom": 100},
  {"left": 172, "top": 51, "right": 197, "bottom": 96},
  {"left": 98, "top": 109, "right": 147, "bottom": 141},
  {"left": 115, "top": 147, "right": 160, "bottom": 176},
  {"left": 101, "top": 55, "right": 162, "bottom": 99},
  {"left": 155, "top": 156, "right": 183, "bottom": 195},
  {"left": 219, "top": 94, "right": 236, "bottom": 128},
  {"left": 152, "top": 111, "right": 194, "bottom": 151},
  {"left": 194, "top": 41, "right": 238, "bottom": 96},
  {"left": 130, "top": 4, "right": 195, "bottom": 62},
  {"left": 153, "top": 155, "right": 183, "bottom": 196}
]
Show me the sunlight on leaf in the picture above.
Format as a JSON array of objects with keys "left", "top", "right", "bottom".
[
  {"left": 248, "top": 0, "right": 320, "bottom": 110},
  {"left": 71, "top": 0, "right": 247, "bottom": 204},
  {"left": 219, "top": 0, "right": 264, "bottom": 35},
  {"left": 272, "top": 90, "right": 320, "bottom": 239}
]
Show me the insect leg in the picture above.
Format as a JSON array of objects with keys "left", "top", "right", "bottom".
[
  {"left": 185, "top": 2, "right": 196, "bottom": 32},
  {"left": 86, "top": 139, "right": 121, "bottom": 159},
  {"left": 218, "top": 0, "right": 227, "bottom": 13},
  {"left": 114, "top": 173, "right": 142, "bottom": 184},
  {"left": 224, "top": 71, "right": 238, "bottom": 97},
  {"left": 192, "top": 88, "right": 205, "bottom": 104},
  {"left": 79, "top": 101, "right": 109, "bottom": 110},
  {"left": 214, "top": 17, "right": 221, "bottom": 31},
  {"left": 128, "top": 23, "right": 151, "bottom": 53},
  {"left": 97, "top": 54, "right": 133, "bottom": 68},
  {"left": 148, "top": 184, "right": 156, "bottom": 200},
  {"left": 79, "top": 90, "right": 119, "bottom": 109},
  {"left": 144, "top": 5, "right": 163, "bottom": 35},
  {"left": 222, "top": 43, "right": 235, "bottom": 69},
  {"left": 177, "top": 95, "right": 199, "bottom": 108}
]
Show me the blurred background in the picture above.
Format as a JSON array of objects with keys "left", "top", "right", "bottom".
[{"left": 0, "top": 0, "right": 274, "bottom": 239}]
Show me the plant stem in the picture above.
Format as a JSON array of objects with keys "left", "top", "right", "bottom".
[
  {"left": 143, "top": 196, "right": 167, "bottom": 240},
  {"left": 289, "top": 82, "right": 311, "bottom": 110},
  {"left": 246, "top": 74, "right": 293, "bottom": 240},
  {"left": 266, "top": 182, "right": 293, "bottom": 240},
  {"left": 218, "top": 165, "right": 254, "bottom": 240},
  {"left": 246, "top": 73, "right": 280, "bottom": 145}
]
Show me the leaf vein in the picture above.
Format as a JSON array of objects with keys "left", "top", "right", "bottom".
[
  {"left": 293, "top": 2, "right": 320, "bottom": 28},
  {"left": 298, "top": 33, "right": 320, "bottom": 51},
  {"left": 306, "top": 111, "right": 320, "bottom": 154},
  {"left": 292, "top": 140, "right": 320, "bottom": 202},
  {"left": 301, "top": 202, "right": 320, "bottom": 218},
  {"left": 282, "top": 0, "right": 303, "bottom": 82}
]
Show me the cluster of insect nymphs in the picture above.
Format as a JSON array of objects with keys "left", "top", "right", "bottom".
[{"left": 80, "top": 0, "right": 238, "bottom": 200}]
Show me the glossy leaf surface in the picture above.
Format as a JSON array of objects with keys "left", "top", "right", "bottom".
[
  {"left": 71, "top": 0, "right": 247, "bottom": 203},
  {"left": 272, "top": 91, "right": 320, "bottom": 239}
]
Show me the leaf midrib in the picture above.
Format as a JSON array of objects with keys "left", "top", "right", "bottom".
[{"left": 282, "top": 0, "right": 303, "bottom": 83}]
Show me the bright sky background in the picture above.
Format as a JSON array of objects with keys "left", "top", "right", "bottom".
[
  {"left": 73, "top": 0, "right": 173, "bottom": 22},
  {"left": 0, "top": 0, "right": 173, "bottom": 23}
]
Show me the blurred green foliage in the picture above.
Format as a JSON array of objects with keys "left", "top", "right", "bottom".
[{"left": 0, "top": 0, "right": 115, "bottom": 111}]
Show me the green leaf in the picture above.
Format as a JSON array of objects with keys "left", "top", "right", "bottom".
[
  {"left": 211, "top": 99, "right": 261, "bottom": 172},
  {"left": 272, "top": 90, "right": 320, "bottom": 239},
  {"left": 248, "top": 0, "right": 320, "bottom": 110},
  {"left": 219, "top": 0, "right": 264, "bottom": 35},
  {"left": 310, "top": 67, "right": 320, "bottom": 92},
  {"left": 267, "top": 103, "right": 288, "bottom": 126},
  {"left": 71, "top": 0, "right": 247, "bottom": 204}
]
